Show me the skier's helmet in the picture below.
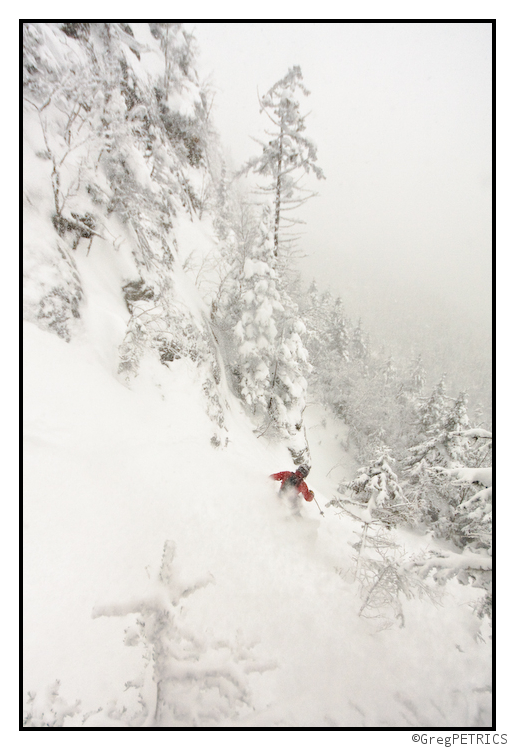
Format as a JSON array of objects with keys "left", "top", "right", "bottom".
[{"left": 297, "top": 464, "right": 310, "bottom": 478}]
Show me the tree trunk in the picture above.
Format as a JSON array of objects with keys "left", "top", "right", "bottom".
[
  {"left": 164, "top": 25, "right": 170, "bottom": 99},
  {"left": 354, "top": 523, "right": 369, "bottom": 582},
  {"left": 273, "top": 120, "right": 284, "bottom": 257}
]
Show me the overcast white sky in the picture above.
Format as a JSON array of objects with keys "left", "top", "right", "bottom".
[{"left": 191, "top": 22, "right": 492, "bottom": 369}]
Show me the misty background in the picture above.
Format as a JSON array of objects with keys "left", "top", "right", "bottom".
[{"left": 191, "top": 22, "right": 492, "bottom": 414}]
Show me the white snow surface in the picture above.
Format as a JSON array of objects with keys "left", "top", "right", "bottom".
[{"left": 23, "top": 254, "right": 492, "bottom": 726}]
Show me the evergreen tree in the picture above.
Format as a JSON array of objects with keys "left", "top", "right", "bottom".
[
  {"left": 301, "top": 284, "right": 355, "bottom": 422},
  {"left": 328, "top": 296, "right": 351, "bottom": 361},
  {"left": 407, "top": 391, "right": 472, "bottom": 472},
  {"left": 333, "top": 446, "right": 414, "bottom": 528},
  {"left": 381, "top": 355, "right": 396, "bottom": 386},
  {"left": 212, "top": 162, "right": 233, "bottom": 241},
  {"left": 24, "top": 23, "right": 230, "bottom": 437},
  {"left": 301, "top": 282, "right": 332, "bottom": 369},
  {"left": 240, "top": 66, "right": 324, "bottom": 258},
  {"left": 233, "top": 207, "right": 281, "bottom": 411},
  {"left": 440, "top": 392, "right": 471, "bottom": 465},
  {"left": 233, "top": 205, "right": 309, "bottom": 437},
  {"left": 210, "top": 199, "right": 257, "bottom": 330},
  {"left": 407, "top": 454, "right": 492, "bottom": 620},
  {"left": 395, "top": 354, "right": 426, "bottom": 415},
  {"left": 402, "top": 391, "right": 486, "bottom": 544},
  {"left": 351, "top": 319, "right": 368, "bottom": 362},
  {"left": 408, "top": 354, "right": 426, "bottom": 395},
  {"left": 439, "top": 464, "right": 492, "bottom": 552},
  {"left": 416, "top": 375, "right": 448, "bottom": 435}
]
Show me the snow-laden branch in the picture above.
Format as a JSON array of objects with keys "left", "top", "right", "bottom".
[
  {"left": 435, "top": 466, "right": 492, "bottom": 487},
  {"left": 404, "top": 549, "right": 492, "bottom": 584},
  {"left": 451, "top": 429, "right": 492, "bottom": 440},
  {"left": 462, "top": 486, "right": 492, "bottom": 507}
]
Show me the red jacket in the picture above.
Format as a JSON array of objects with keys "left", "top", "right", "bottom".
[{"left": 270, "top": 471, "right": 313, "bottom": 502}]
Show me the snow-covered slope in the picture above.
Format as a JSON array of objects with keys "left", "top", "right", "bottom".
[
  {"left": 23, "top": 23, "right": 491, "bottom": 729},
  {"left": 23, "top": 282, "right": 491, "bottom": 727}
]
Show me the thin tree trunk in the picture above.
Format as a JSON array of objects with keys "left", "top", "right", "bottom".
[
  {"left": 273, "top": 120, "right": 284, "bottom": 257},
  {"left": 358, "top": 564, "right": 391, "bottom": 617},
  {"left": 354, "top": 523, "right": 369, "bottom": 582},
  {"left": 268, "top": 357, "right": 279, "bottom": 411},
  {"left": 164, "top": 25, "right": 170, "bottom": 99}
]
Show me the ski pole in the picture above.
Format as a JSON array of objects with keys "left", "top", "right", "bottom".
[{"left": 313, "top": 495, "right": 324, "bottom": 517}]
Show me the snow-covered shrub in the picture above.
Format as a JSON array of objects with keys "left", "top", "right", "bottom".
[
  {"left": 23, "top": 680, "right": 81, "bottom": 727},
  {"left": 355, "top": 538, "right": 439, "bottom": 629},
  {"left": 334, "top": 524, "right": 440, "bottom": 630},
  {"left": 37, "top": 285, "right": 82, "bottom": 342},
  {"left": 122, "top": 279, "right": 155, "bottom": 311},
  {"left": 91, "top": 540, "right": 276, "bottom": 727},
  {"left": 24, "top": 234, "right": 84, "bottom": 342}
]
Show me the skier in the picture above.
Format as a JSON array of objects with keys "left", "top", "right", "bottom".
[{"left": 270, "top": 464, "right": 314, "bottom": 515}]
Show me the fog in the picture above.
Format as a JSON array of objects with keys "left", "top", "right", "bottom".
[{"left": 191, "top": 22, "right": 492, "bottom": 404}]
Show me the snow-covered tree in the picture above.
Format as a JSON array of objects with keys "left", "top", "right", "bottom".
[
  {"left": 334, "top": 446, "right": 414, "bottom": 528},
  {"left": 405, "top": 453, "right": 492, "bottom": 618},
  {"left": 301, "top": 283, "right": 331, "bottom": 368},
  {"left": 327, "top": 296, "right": 351, "bottom": 362},
  {"left": 234, "top": 211, "right": 281, "bottom": 402},
  {"left": 406, "top": 391, "right": 472, "bottom": 474},
  {"left": 350, "top": 527, "right": 439, "bottom": 628},
  {"left": 462, "top": 427, "right": 493, "bottom": 470},
  {"left": 233, "top": 205, "right": 309, "bottom": 438},
  {"left": 394, "top": 354, "right": 426, "bottom": 420},
  {"left": 212, "top": 162, "right": 233, "bottom": 241},
  {"left": 24, "top": 23, "right": 229, "bottom": 437},
  {"left": 301, "top": 287, "right": 352, "bottom": 417},
  {"left": 240, "top": 66, "right": 324, "bottom": 258},
  {"left": 440, "top": 392, "right": 471, "bottom": 463},
  {"left": 402, "top": 391, "right": 492, "bottom": 555},
  {"left": 405, "top": 546, "right": 492, "bottom": 620},
  {"left": 268, "top": 303, "right": 310, "bottom": 439},
  {"left": 415, "top": 375, "right": 449, "bottom": 436},
  {"left": 351, "top": 319, "right": 368, "bottom": 363},
  {"left": 434, "top": 464, "right": 492, "bottom": 553},
  {"left": 381, "top": 355, "right": 396, "bottom": 387},
  {"left": 407, "top": 354, "right": 426, "bottom": 395}
]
